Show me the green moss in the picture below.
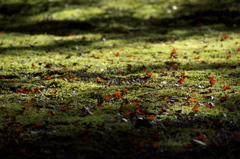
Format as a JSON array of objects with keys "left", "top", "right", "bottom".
[{"left": 0, "top": 0, "right": 240, "bottom": 158}]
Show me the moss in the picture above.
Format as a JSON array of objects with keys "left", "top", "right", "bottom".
[{"left": 0, "top": 0, "right": 240, "bottom": 158}]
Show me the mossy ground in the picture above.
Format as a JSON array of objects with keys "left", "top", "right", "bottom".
[{"left": 0, "top": 0, "right": 240, "bottom": 158}]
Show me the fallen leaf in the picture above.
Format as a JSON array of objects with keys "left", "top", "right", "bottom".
[
  {"left": 172, "top": 48, "right": 177, "bottom": 54},
  {"left": 32, "top": 87, "right": 41, "bottom": 93},
  {"left": 68, "top": 74, "right": 74, "bottom": 81},
  {"left": 221, "top": 34, "right": 228, "bottom": 40},
  {"left": 122, "top": 111, "right": 132, "bottom": 117},
  {"left": 51, "top": 89, "right": 58, "bottom": 93},
  {"left": 62, "top": 66, "right": 67, "bottom": 70},
  {"left": 114, "top": 52, "right": 120, "bottom": 56},
  {"left": 146, "top": 115, "right": 155, "bottom": 120},
  {"left": 61, "top": 106, "right": 70, "bottom": 112},
  {"left": 209, "top": 76, "right": 216, "bottom": 85},
  {"left": 223, "top": 84, "right": 230, "bottom": 90},
  {"left": 105, "top": 96, "right": 111, "bottom": 101},
  {"left": 89, "top": 55, "right": 96, "bottom": 58},
  {"left": 192, "top": 105, "right": 200, "bottom": 111},
  {"left": 194, "top": 56, "right": 201, "bottom": 60},
  {"left": 43, "top": 75, "right": 52, "bottom": 80},
  {"left": 145, "top": 81, "right": 151, "bottom": 84},
  {"left": 206, "top": 102, "right": 215, "bottom": 108},
  {"left": 195, "top": 133, "right": 207, "bottom": 141},
  {"left": 188, "top": 97, "right": 196, "bottom": 102},
  {"left": 32, "top": 63, "right": 37, "bottom": 67},
  {"left": 177, "top": 77, "right": 184, "bottom": 84},
  {"left": 113, "top": 91, "right": 121, "bottom": 98},
  {"left": 237, "top": 48, "right": 240, "bottom": 52},
  {"left": 226, "top": 55, "right": 231, "bottom": 59},
  {"left": 97, "top": 77, "right": 103, "bottom": 82},
  {"left": 146, "top": 72, "right": 153, "bottom": 76}
]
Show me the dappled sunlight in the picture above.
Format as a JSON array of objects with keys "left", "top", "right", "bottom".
[{"left": 0, "top": 0, "right": 240, "bottom": 158}]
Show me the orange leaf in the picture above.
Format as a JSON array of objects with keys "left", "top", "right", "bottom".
[
  {"left": 221, "top": 34, "right": 228, "bottom": 40},
  {"left": 127, "top": 55, "right": 133, "bottom": 57},
  {"left": 68, "top": 74, "right": 74, "bottom": 81},
  {"left": 122, "top": 111, "right": 132, "bottom": 117},
  {"left": 177, "top": 77, "right": 184, "bottom": 84},
  {"left": 192, "top": 105, "right": 200, "bottom": 111},
  {"left": 32, "top": 63, "right": 37, "bottom": 67},
  {"left": 145, "top": 81, "right": 151, "bottom": 84},
  {"left": 43, "top": 75, "right": 52, "bottom": 80},
  {"left": 206, "top": 102, "right": 214, "bottom": 108},
  {"left": 62, "top": 66, "right": 67, "bottom": 70},
  {"left": 223, "top": 84, "right": 230, "bottom": 90},
  {"left": 146, "top": 115, "right": 155, "bottom": 120},
  {"left": 188, "top": 97, "right": 196, "bottom": 102},
  {"left": 113, "top": 91, "right": 121, "bottom": 98},
  {"left": 97, "top": 77, "right": 103, "bottom": 82},
  {"left": 194, "top": 56, "right": 201, "bottom": 60},
  {"left": 209, "top": 76, "right": 216, "bottom": 85},
  {"left": 172, "top": 48, "right": 177, "bottom": 54},
  {"left": 135, "top": 108, "right": 143, "bottom": 114},
  {"left": 51, "top": 89, "right": 58, "bottom": 93},
  {"left": 146, "top": 72, "right": 153, "bottom": 76},
  {"left": 89, "top": 55, "right": 96, "bottom": 58},
  {"left": 191, "top": 90, "right": 196, "bottom": 93}
]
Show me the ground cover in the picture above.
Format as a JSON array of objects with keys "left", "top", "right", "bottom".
[{"left": 0, "top": 0, "right": 240, "bottom": 158}]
